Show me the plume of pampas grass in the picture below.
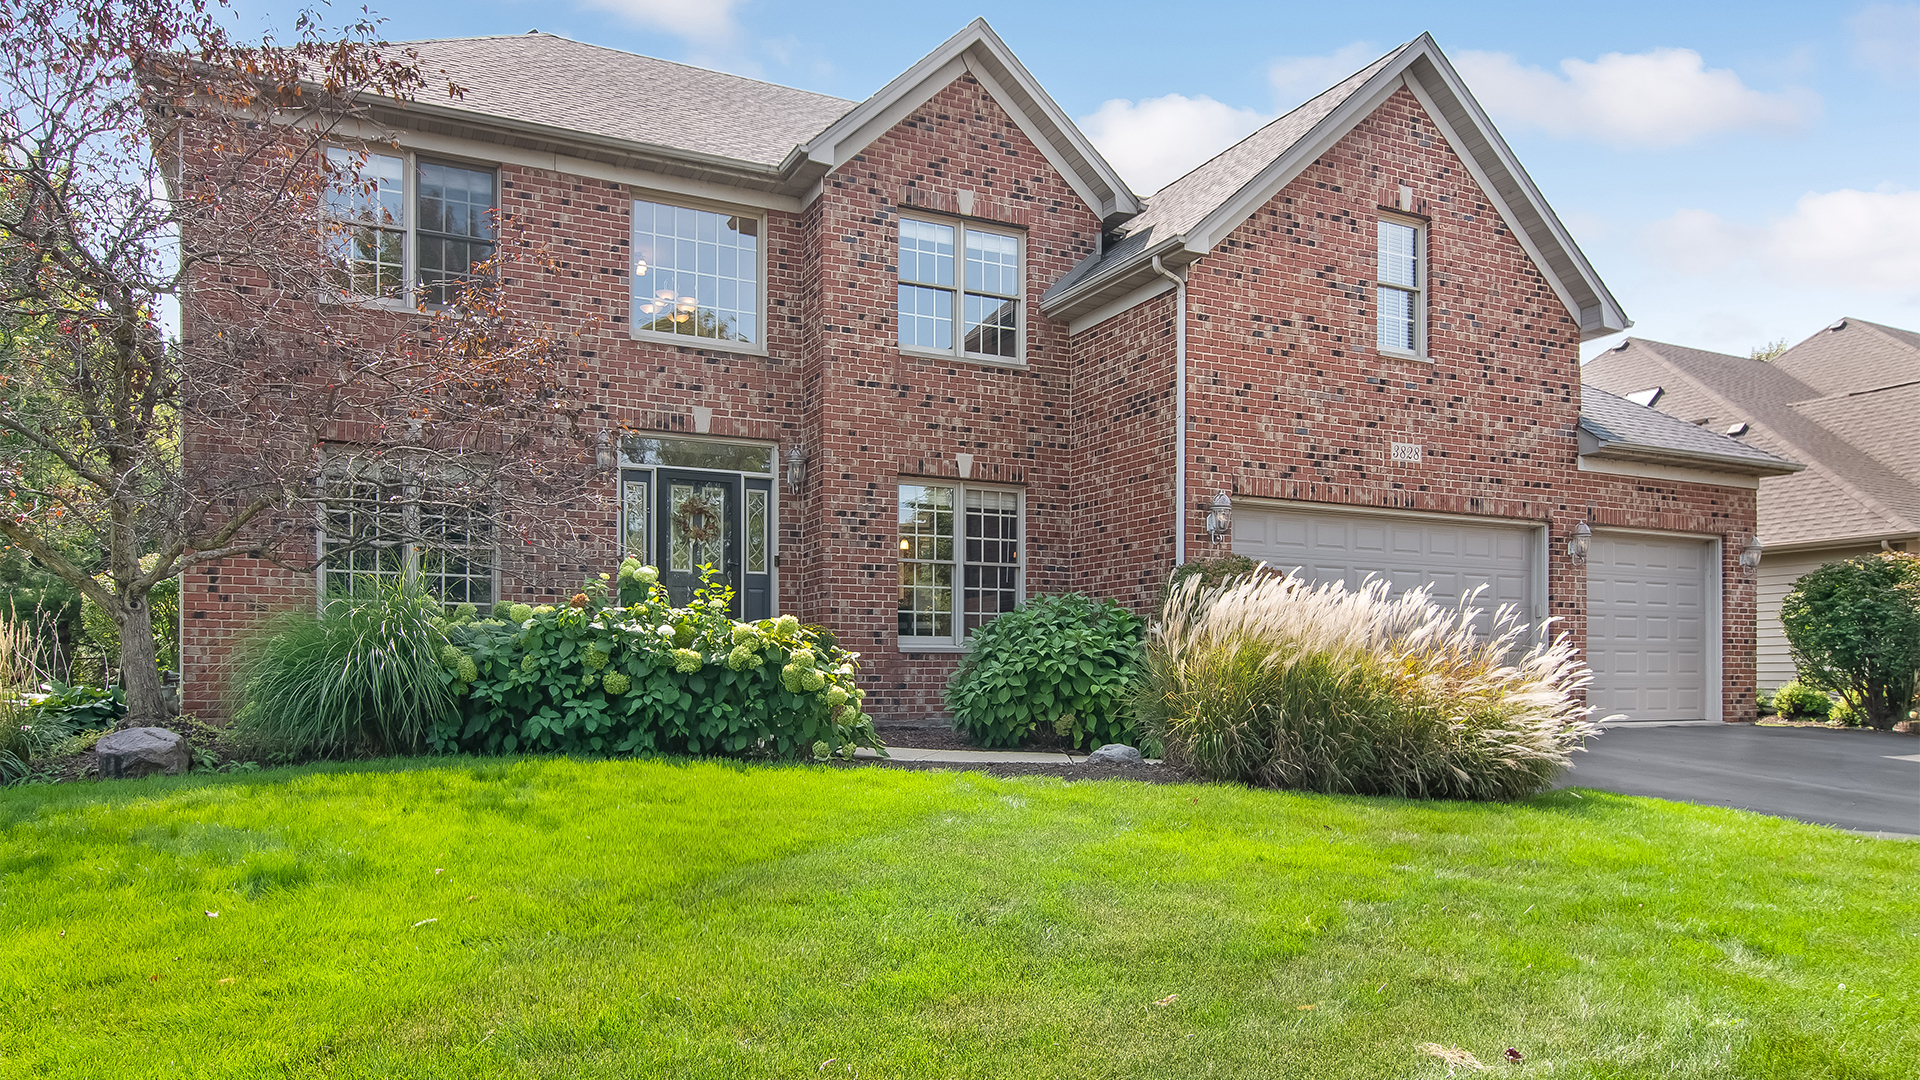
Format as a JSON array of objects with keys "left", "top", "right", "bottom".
[{"left": 1137, "top": 568, "right": 1604, "bottom": 799}]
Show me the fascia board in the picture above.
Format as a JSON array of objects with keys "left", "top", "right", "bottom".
[
  {"left": 1065, "top": 275, "right": 1177, "bottom": 336},
  {"left": 1576, "top": 424, "right": 1804, "bottom": 477},
  {"left": 1179, "top": 64, "right": 1411, "bottom": 255},
  {"left": 1403, "top": 43, "right": 1630, "bottom": 339},
  {"left": 805, "top": 54, "right": 969, "bottom": 176}
]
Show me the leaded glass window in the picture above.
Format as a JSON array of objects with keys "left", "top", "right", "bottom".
[{"left": 746, "top": 489, "right": 768, "bottom": 575}]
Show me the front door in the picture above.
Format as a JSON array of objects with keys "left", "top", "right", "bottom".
[{"left": 654, "top": 470, "right": 774, "bottom": 620}]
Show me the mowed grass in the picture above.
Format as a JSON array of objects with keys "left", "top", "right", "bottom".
[{"left": 1, "top": 759, "right": 1914, "bottom": 1078}]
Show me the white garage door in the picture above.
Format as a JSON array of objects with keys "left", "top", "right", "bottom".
[
  {"left": 1232, "top": 505, "right": 1540, "bottom": 638},
  {"left": 1587, "top": 533, "right": 1712, "bottom": 721}
]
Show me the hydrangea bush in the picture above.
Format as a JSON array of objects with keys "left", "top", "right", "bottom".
[{"left": 430, "top": 559, "right": 880, "bottom": 759}]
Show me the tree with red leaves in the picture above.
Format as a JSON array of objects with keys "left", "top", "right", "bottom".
[{"left": 0, "top": 0, "right": 591, "bottom": 724}]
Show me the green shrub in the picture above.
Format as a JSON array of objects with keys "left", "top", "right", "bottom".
[
  {"left": 435, "top": 559, "right": 879, "bottom": 760},
  {"left": 1769, "top": 680, "right": 1832, "bottom": 720},
  {"left": 946, "top": 594, "right": 1149, "bottom": 750},
  {"left": 1781, "top": 553, "right": 1920, "bottom": 730},
  {"left": 231, "top": 580, "right": 457, "bottom": 757},
  {"left": 1827, "top": 697, "right": 1862, "bottom": 727},
  {"left": 1138, "top": 572, "right": 1599, "bottom": 800},
  {"left": 1165, "top": 554, "right": 1273, "bottom": 597}
]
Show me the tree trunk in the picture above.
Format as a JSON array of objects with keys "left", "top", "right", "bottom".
[{"left": 117, "top": 597, "right": 168, "bottom": 726}]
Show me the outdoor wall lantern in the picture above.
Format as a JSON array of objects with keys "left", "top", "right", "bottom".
[
  {"left": 1205, "top": 491, "right": 1233, "bottom": 544},
  {"left": 1567, "top": 521, "right": 1592, "bottom": 563},
  {"left": 785, "top": 443, "right": 808, "bottom": 495},
  {"left": 594, "top": 430, "right": 617, "bottom": 473},
  {"left": 1738, "top": 535, "right": 1765, "bottom": 571}
]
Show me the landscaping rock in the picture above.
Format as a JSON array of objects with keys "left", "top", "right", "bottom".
[
  {"left": 95, "top": 727, "right": 190, "bottom": 779},
  {"left": 1084, "top": 743, "right": 1144, "bottom": 766}
]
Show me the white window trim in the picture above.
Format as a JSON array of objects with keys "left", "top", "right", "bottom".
[
  {"left": 628, "top": 192, "right": 770, "bottom": 357},
  {"left": 321, "top": 145, "right": 499, "bottom": 314},
  {"left": 896, "top": 479, "right": 1026, "bottom": 651},
  {"left": 897, "top": 213, "right": 1027, "bottom": 368},
  {"left": 1375, "top": 214, "right": 1428, "bottom": 362},
  {"left": 314, "top": 459, "right": 500, "bottom": 609}
]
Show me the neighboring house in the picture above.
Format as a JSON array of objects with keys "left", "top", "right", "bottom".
[
  {"left": 1584, "top": 319, "right": 1919, "bottom": 690},
  {"left": 177, "top": 21, "right": 1798, "bottom": 725}
]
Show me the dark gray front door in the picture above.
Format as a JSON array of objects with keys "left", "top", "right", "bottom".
[{"left": 655, "top": 471, "right": 773, "bottom": 620}]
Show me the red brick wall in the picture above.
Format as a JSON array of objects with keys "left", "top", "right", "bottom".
[{"left": 1143, "top": 85, "right": 1758, "bottom": 721}]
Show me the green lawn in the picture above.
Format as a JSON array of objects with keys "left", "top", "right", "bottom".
[{"left": 1, "top": 759, "right": 1913, "bottom": 1078}]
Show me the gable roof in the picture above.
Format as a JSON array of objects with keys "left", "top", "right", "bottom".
[
  {"left": 1577, "top": 386, "right": 1800, "bottom": 476},
  {"left": 382, "top": 22, "right": 1139, "bottom": 218},
  {"left": 1771, "top": 316, "right": 1920, "bottom": 397},
  {"left": 1041, "top": 34, "right": 1629, "bottom": 343},
  {"left": 1583, "top": 335, "right": 1920, "bottom": 548}
]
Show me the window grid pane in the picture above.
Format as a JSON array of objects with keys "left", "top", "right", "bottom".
[
  {"left": 1377, "top": 286, "right": 1417, "bottom": 353},
  {"left": 898, "top": 284, "right": 953, "bottom": 351},
  {"left": 963, "top": 294, "right": 1018, "bottom": 358},
  {"left": 964, "top": 230, "right": 1018, "bottom": 296},
  {"left": 323, "top": 150, "right": 405, "bottom": 298},
  {"left": 962, "top": 488, "right": 1020, "bottom": 635},
  {"left": 319, "top": 468, "right": 493, "bottom": 606},
  {"left": 897, "top": 484, "right": 956, "bottom": 639},
  {"left": 899, "top": 219, "right": 955, "bottom": 287},
  {"left": 1378, "top": 221, "right": 1418, "bottom": 287},
  {"left": 416, "top": 161, "right": 496, "bottom": 306},
  {"left": 632, "top": 199, "right": 760, "bottom": 343}
]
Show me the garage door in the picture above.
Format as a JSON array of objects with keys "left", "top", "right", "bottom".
[
  {"left": 1587, "top": 533, "right": 1711, "bottom": 721},
  {"left": 1232, "top": 504, "right": 1540, "bottom": 638}
]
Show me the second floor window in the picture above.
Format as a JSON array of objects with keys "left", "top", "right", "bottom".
[
  {"left": 1376, "top": 218, "right": 1424, "bottom": 356},
  {"left": 323, "top": 148, "right": 497, "bottom": 306},
  {"left": 898, "top": 217, "right": 1023, "bottom": 362},
  {"left": 631, "top": 199, "right": 761, "bottom": 345}
]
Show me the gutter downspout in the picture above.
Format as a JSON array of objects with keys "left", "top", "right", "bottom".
[{"left": 1152, "top": 255, "right": 1187, "bottom": 567}]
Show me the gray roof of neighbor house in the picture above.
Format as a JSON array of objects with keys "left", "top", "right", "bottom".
[
  {"left": 1040, "top": 34, "right": 1629, "bottom": 341},
  {"left": 1582, "top": 325, "right": 1920, "bottom": 548},
  {"left": 401, "top": 33, "right": 857, "bottom": 168},
  {"left": 1577, "top": 386, "right": 1801, "bottom": 475}
]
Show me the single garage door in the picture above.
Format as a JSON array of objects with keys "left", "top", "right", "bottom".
[
  {"left": 1586, "top": 533, "right": 1712, "bottom": 721},
  {"left": 1232, "top": 504, "right": 1540, "bottom": 638}
]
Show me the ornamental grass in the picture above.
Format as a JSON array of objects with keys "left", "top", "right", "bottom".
[{"left": 1137, "top": 569, "right": 1602, "bottom": 800}]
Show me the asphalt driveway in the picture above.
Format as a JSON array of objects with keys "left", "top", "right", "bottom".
[{"left": 1559, "top": 723, "right": 1920, "bottom": 837}]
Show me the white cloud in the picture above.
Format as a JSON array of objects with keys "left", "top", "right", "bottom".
[
  {"left": 1269, "top": 42, "right": 1377, "bottom": 110},
  {"left": 1648, "top": 188, "right": 1920, "bottom": 298},
  {"left": 1080, "top": 94, "right": 1271, "bottom": 195},
  {"left": 1851, "top": 4, "right": 1920, "bottom": 76},
  {"left": 575, "top": 0, "right": 742, "bottom": 44},
  {"left": 1454, "top": 48, "right": 1817, "bottom": 149}
]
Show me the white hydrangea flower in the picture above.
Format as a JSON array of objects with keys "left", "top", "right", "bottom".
[{"left": 656, "top": 625, "right": 674, "bottom": 637}]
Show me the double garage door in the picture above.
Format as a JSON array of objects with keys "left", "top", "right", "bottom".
[{"left": 1233, "top": 505, "right": 1713, "bottom": 721}]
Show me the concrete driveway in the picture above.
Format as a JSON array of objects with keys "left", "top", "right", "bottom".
[{"left": 1559, "top": 723, "right": 1920, "bottom": 837}]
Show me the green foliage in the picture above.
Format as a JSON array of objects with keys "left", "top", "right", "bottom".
[
  {"left": 231, "top": 580, "right": 457, "bottom": 757},
  {"left": 1165, "top": 554, "right": 1270, "bottom": 596},
  {"left": 1827, "top": 696, "right": 1862, "bottom": 727},
  {"left": 435, "top": 563, "right": 879, "bottom": 760},
  {"left": 1780, "top": 553, "right": 1920, "bottom": 730},
  {"left": 76, "top": 553, "right": 179, "bottom": 674},
  {"left": 946, "top": 594, "right": 1149, "bottom": 751},
  {"left": 1769, "top": 680, "right": 1832, "bottom": 720},
  {"left": 1140, "top": 574, "right": 1599, "bottom": 800}
]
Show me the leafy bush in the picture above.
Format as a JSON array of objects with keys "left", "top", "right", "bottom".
[
  {"left": 946, "top": 594, "right": 1148, "bottom": 751},
  {"left": 1165, "top": 554, "right": 1275, "bottom": 597},
  {"left": 231, "top": 580, "right": 457, "bottom": 757},
  {"left": 1827, "top": 697, "right": 1862, "bottom": 727},
  {"left": 1769, "top": 680, "right": 1832, "bottom": 720},
  {"left": 1780, "top": 553, "right": 1920, "bottom": 730},
  {"left": 434, "top": 560, "right": 878, "bottom": 760},
  {"left": 1137, "top": 572, "right": 1600, "bottom": 800}
]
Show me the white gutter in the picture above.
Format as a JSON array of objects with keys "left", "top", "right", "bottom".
[{"left": 1152, "top": 255, "right": 1187, "bottom": 566}]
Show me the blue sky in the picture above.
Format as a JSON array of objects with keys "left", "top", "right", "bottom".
[{"left": 228, "top": 0, "right": 1920, "bottom": 359}]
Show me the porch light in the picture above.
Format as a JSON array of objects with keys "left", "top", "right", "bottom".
[
  {"left": 786, "top": 443, "right": 808, "bottom": 494},
  {"left": 1738, "top": 535, "right": 1764, "bottom": 570},
  {"left": 1205, "top": 491, "right": 1232, "bottom": 544},
  {"left": 1567, "top": 521, "right": 1591, "bottom": 563},
  {"left": 594, "top": 430, "right": 616, "bottom": 472}
]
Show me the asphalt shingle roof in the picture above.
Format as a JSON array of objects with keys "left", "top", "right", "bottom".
[
  {"left": 1578, "top": 386, "right": 1798, "bottom": 472},
  {"left": 399, "top": 33, "right": 856, "bottom": 167},
  {"left": 1583, "top": 329, "right": 1920, "bottom": 547}
]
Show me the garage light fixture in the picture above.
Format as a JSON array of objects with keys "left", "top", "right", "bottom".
[
  {"left": 1205, "top": 491, "right": 1233, "bottom": 544},
  {"left": 1738, "top": 535, "right": 1764, "bottom": 570},
  {"left": 1567, "top": 521, "right": 1591, "bottom": 563}
]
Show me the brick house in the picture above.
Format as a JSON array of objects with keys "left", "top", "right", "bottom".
[{"left": 179, "top": 21, "right": 1797, "bottom": 726}]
